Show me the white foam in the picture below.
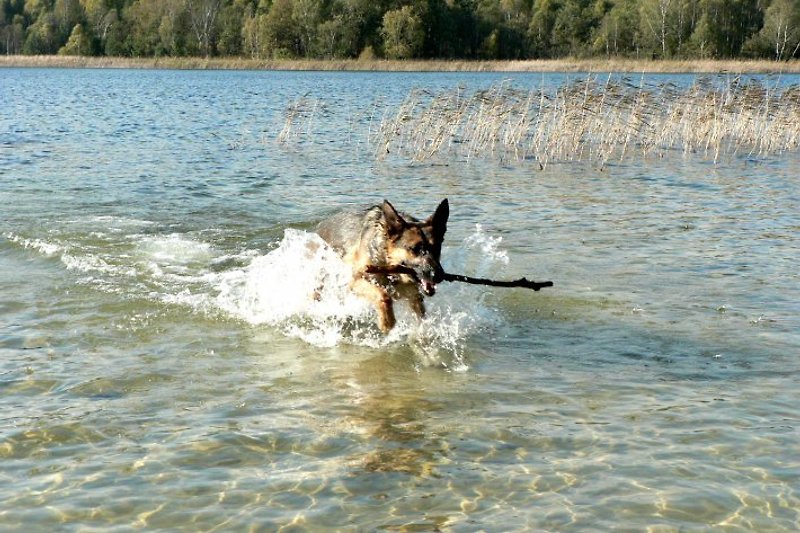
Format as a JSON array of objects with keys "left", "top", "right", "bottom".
[
  {"left": 4, "top": 232, "right": 62, "bottom": 256},
  {"left": 7, "top": 224, "right": 512, "bottom": 369},
  {"left": 60, "top": 252, "right": 135, "bottom": 276},
  {"left": 210, "top": 228, "right": 507, "bottom": 368},
  {"left": 213, "top": 229, "right": 375, "bottom": 344},
  {"left": 5, "top": 231, "right": 135, "bottom": 277},
  {"left": 138, "top": 234, "right": 213, "bottom": 264},
  {"left": 464, "top": 223, "right": 510, "bottom": 265},
  {"left": 136, "top": 234, "right": 215, "bottom": 276}
]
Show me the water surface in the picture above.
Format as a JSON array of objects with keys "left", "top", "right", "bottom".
[{"left": 1, "top": 68, "right": 798, "bottom": 530}]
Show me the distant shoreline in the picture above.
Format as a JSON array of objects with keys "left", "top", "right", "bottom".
[{"left": 2, "top": 55, "right": 800, "bottom": 74}]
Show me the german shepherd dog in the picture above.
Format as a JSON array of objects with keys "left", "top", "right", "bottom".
[{"left": 316, "top": 199, "right": 449, "bottom": 332}]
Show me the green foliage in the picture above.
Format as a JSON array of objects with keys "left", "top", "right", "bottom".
[
  {"left": 217, "top": 1, "right": 245, "bottom": 55},
  {"left": 124, "top": 0, "right": 164, "bottom": 55},
  {"left": 744, "top": 0, "right": 800, "bottom": 60},
  {"left": 2, "top": 0, "right": 798, "bottom": 60},
  {"left": 591, "top": 0, "right": 639, "bottom": 56},
  {"left": 23, "top": 11, "right": 60, "bottom": 53},
  {"left": 553, "top": 0, "right": 600, "bottom": 57},
  {"left": 186, "top": 0, "right": 222, "bottom": 56},
  {"left": 471, "top": 0, "right": 529, "bottom": 58},
  {"left": 529, "top": 0, "right": 559, "bottom": 58},
  {"left": 1, "top": 14, "right": 25, "bottom": 54},
  {"left": 381, "top": 5, "right": 423, "bottom": 59},
  {"left": 58, "top": 21, "right": 91, "bottom": 53},
  {"left": 102, "top": 9, "right": 127, "bottom": 55}
]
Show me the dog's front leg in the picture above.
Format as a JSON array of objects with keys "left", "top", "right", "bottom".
[
  {"left": 351, "top": 277, "right": 395, "bottom": 332},
  {"left": 393, "top": 282, "right": 425, "bottom": 319},
  {"left": 409, "top": 293, "right": 425, "bottom": 318}
]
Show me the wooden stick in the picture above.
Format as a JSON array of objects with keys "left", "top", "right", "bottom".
[
  {"left": 443, "top": 272, "right": 553, "bottom": 291},
  {"left": 364, "top": 265, "right": 553, "bottom": 291}
]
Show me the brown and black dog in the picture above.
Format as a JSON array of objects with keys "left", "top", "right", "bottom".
[{"left": 316, "top": 199, "right": 449, "bottom": 332}]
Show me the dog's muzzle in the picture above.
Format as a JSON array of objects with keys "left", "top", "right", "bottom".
[
  {"left": 414, "top": 263, "right": 444, "bottom": 297},
  {"left": 420, "top": 279, "right": 436, "bottom": 296}
]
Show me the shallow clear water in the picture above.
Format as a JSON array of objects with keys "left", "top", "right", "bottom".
[{"left": 1, "top": 68, "right": 799, "bottom": 530}]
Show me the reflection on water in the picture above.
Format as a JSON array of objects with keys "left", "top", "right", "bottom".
[
  {"left": 1, "top": 68, "right": 799, "bottom": 531},
  {"left": 338, "top": 360, "right": 448, "bottom": 479}
]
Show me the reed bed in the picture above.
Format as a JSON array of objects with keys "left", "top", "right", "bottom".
[
  {"left": 4, "top": 55, "right": 800, "bottom": 73},
  {"left": 277, "top": 95, "right": 331, "bottom": 143},
  {"left": 372, "top": 76, "right": 800, "bottom": 167}
]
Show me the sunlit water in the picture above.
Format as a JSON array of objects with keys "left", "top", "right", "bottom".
[{"left": 1, "top": 69, "right": 799, "bottom": 530}]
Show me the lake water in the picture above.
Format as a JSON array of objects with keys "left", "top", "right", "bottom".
[{"left": 1, "top": 68, "right": 799, "bottom": 531}]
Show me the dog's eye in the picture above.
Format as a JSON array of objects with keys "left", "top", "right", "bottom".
[{"left": 411, "top": 242, "right": 425, "bottom": 254}]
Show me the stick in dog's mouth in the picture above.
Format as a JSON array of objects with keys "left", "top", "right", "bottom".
[
  {"left": 363, "top": 264, "right": 437, "bottom": 295},
  {"left": 419, "top": 279, "right": 436, "bottom": 296},
  {"left": 364, "top": 264, "right": 554, "bottom": 292}
]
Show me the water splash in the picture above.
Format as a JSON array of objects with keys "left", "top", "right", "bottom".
[
  {"left": 4, "top": 232, "right": 63, "bottom": 256},
  {"left": 214, "top": 229, "right": 374, "bottom": 343},
  {"left": 212, "top": 229, "right": 504, "bottom": 369},
  {"left": 136, "top": 234, "right": 215, "bottom": 277},
  {"left": 5, "top": 223, "right": 511, "bottom": 368},
  {"left": 464, "top": 223, "right": 510, "bottom": 265}
]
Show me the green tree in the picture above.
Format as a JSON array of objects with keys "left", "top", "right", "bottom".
[
  {"left": 638, "top": 0, "right": 677, "bottom": 57},
  {"left": 420, "top": 0, "right": 479, "bottom": 58},
  {"left": 186, "top": 0, "right": 221, "bottom": 56},
  {"left": 102, "top": 8, "right": 127, "bottom": 55},
  {"left": 688, "top": 9, "right": 715, "bottom": 57},
  {"left": 23, "top": 11, "right": 60, "bottom": 53},
  {"left": 475, "top": 0, "right": 529, "bottom": 58},
  {"left": 58, "top": 21, "right": 92, "bottom": 53},
  {"left": 292, "top": 0, "right": 321, "bottom": 56},
  {"left": 216, "top": 0, "right": 250, "bottom": 55},
  {"left": 335, "top": 0, "right": 384, "bottom": 58},
  {"left": 1, "top": 14, "right": 25, "bottom": 53},
  {"left": 312, "top": 0, "right": 362, "bottom": 58},
  {"left": 159, "top": 0, "right": 191, "bottom": 56},
  {"left": 316, "top": 13, "right": 345, "bottom": 57},
  {"left": 53, "top": 0, "right": 84, "bottom": 43},
  {"left": 745, "top": 0, "right": 800, "bottom": 59},
  {"left": 725, "top": 0, "right": 762, "bottom": 57},
  {"left": 262, "top": 0, "right": 299, "bottom": 57},
  {"left": 2, "top": 0, "right": 785, "bottom": 60},
  {"left": 638, "top": 0, "right": 702, "bottom": 57},
  {"left": 123, "top": 0, "right": 190, "bottom": 56},
  {"left": 23, "top": 0, "right": 49, "bottom": 21},
  {"left": 528, "top": 0, "right": 561, "bottom": 58},
  {"left": 675, "top": 0, "right": 701, "bottom": 54},
  {"left": 2, "top": 0, "right": 26, "bottom": 22},
  {"left": 381, "top": 5, "right": 423, "bottom": 59},
  {"left": 241, "top": 12, "right": 264, "bottom": 56},
  {"left": 81, "top": 0, "right": 112, "bottom": 52},
  {"left": 551, "top": 0, "right": 598, "bottom": 56},
  {"left": 125, "top": 0, "right": 166, "bottom": 55},
  {"left": 688, "top": 0, "right": 761, "bottom": 57},
  {"left": 592, "top": 0, "right": 640, "bottom": 56}
]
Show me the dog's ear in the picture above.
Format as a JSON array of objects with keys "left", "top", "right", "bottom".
[
  {"left": 426, "top": 198, "right": 449, "bottom": 257},
  {"left": 382, "top": 200, "right": 406, "bottom": 236},
  {"left": 428, "top": 198, "right": 449, "bottom": 241}
]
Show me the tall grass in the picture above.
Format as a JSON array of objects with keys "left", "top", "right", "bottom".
[
  {"left": 3, "top": 55, "right": 800, "bottom": 73},
  {"left": 372, "top": 76, "right": 800, "bottom": 167}
]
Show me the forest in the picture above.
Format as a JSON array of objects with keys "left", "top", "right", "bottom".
[{"left": 2, "top": 0, "right": 800, "bottom": 61}]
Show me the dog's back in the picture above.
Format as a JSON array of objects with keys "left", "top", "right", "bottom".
[{"left": 316, "top": 206, "right": 386, "bottom": 264}]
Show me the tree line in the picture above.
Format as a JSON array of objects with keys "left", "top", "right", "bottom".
[{"left": 2, "top": 0, "right": 800, "bottom": 61}]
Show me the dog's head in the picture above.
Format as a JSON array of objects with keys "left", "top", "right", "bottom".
[{"left": 382, "top": 199, "right": 449, "bottom": 296}]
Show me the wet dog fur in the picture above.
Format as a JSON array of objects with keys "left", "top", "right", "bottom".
[{"left": 316, "top": 199, "right": 449, "bottom": 332}]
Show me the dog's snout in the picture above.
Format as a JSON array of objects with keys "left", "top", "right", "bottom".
[{"left": 414, "top": 258, "right": 444, "bottom": 286}]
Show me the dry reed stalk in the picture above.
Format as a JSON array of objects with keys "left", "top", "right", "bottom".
[
  {"left": 370, "top": 76, "right": 800, "bottom": 167},
  {"left": 5, "top": 55, "right": 800, "bottom": 73}
]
